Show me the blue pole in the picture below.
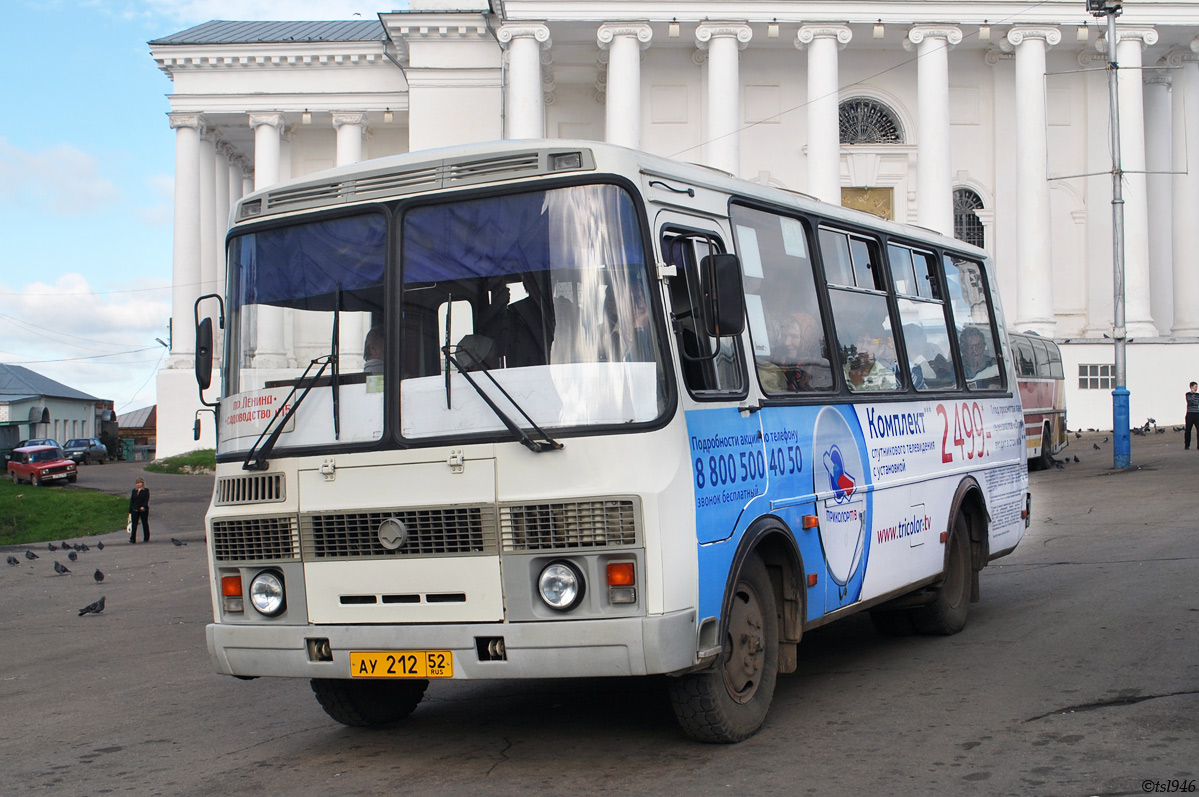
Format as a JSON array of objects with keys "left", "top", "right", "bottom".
[{"left": 1113, "top": 386, "right": 1131, "bottom": 468}]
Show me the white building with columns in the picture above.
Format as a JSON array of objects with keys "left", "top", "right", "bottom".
[{"left": 150, "top": 1, "right": 1199, "bottom": 457}]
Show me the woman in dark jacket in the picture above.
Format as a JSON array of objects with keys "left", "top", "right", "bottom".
[{"left": 129, "top": 477, "right": 150, "bottom": 543}]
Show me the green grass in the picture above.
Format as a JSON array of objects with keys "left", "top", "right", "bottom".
[
  {"left": 145, "top": 449, "right": 216, "bottom": 475},
  {"left": 0, "top": 477, "right": 129, "bottom": 546}
]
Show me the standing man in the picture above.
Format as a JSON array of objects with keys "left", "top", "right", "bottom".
[
  {"left": 1186, "top": 382, "right": 1199, "bottom": 450},
  {"left": 129, "top": 477, "right": 151, "bottom": 543}
]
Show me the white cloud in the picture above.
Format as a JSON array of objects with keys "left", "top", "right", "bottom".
[
  {"left": 0, "top": 137, "right": 123, "bottom": 216},
  {"left": 0, "top": 273, "right": 171, "bottom": 411},
  {"left": 136, "top": 172, "right": 175, "bottom": 227}
]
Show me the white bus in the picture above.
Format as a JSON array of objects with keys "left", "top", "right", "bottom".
[{"left": 195, "top": 140, "right": 1029, "bottom": 743}]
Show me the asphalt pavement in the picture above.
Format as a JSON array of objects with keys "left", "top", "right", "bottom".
[{"left": 0, "top": 432, "right": 1194, "bottom": 796}]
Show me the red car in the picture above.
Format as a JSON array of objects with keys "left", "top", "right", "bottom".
[{"left": 7, "top": 445, "right": 77, "bottom": 486}]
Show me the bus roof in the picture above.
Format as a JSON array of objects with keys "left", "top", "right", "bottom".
[{"left": 231, "top": 138, "right": 987, "bottom": 259}]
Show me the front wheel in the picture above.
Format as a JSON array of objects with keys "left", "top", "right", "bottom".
[
  {"left": 668, "top": 554, "right": 779, "bottom": 743},
  {"left": 912, "top": 513, "right": 973, "bottom": 635},
  {"left": 31, "top": 474, "right": 41, "bottom": 487},
  {"left": 310, "top": 678, "right": 428, "bottom": 727}
]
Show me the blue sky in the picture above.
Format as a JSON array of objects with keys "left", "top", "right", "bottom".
[{"left": 0, "top": 1, "right": 384, "bottom": 414}]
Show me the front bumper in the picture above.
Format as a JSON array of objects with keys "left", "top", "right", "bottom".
[{"left": 207, "top": 610, "right": 697, "bottom": 680}]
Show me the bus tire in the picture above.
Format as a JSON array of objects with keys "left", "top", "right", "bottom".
[
  {"left": 668, "top": 554, "right": 779, "bottom": 743},
  {"left": 1034, "top": 423, "right": 1053, "bottom": 471},
  {"left": 310, "top": 678, "right": 428, "bottom": 727},
  {"left": 912, "top": 514, "right": 972, "bottom": 636}
]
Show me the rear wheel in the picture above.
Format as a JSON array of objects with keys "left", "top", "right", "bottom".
[
  {"left": 310, "top": 678, "right": 428, "bottom": 727},
  {"left": 912, "top": 513, "right": 972, "bottom": 636},
  {"left": 1034, "top": 423, "right": 1053, "bottom": 470},
  {"left": 668, "top": 554, "right": 779, "bottom": 743}
]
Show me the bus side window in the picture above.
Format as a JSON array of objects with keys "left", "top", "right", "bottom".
[
  {"left": 890, "top": 241, "right": 958, "bottom": 392},
  {"left": 661, "top": 231, "right": 745, "bottom": 396},
  {"left": 943, "top": 254, "right": 1004, "bottom": 390},
  {"left": 730, "top": 205, "right": 834, "bottom": 395},
  {"left": 820, "top": 227, "right": 900, "bottom": 392},
  {"left": 1031, "top": 338, "right": 1052, "bottom": 378}
]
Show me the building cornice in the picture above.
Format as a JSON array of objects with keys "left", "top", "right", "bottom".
[{"left": 152, "top": 40, "right": 391, "bottom": 75}]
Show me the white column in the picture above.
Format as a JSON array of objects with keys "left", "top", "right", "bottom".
[
  {"left": 905, "top": 25, "right": 962, "bottom": 236},
  {"left": 248, "top": 113, "right": 287, "bottom": 367},
  {"left": 498, "top": 23, "right": 550, "bottom": 139},
  {"left": 332, "top": 112, "right": 370, "bottom": 367},
  {"left": 214, "top": 143, "right": 231, "bottom": 312},
  {"left": 1005, "top": 26, "right": 1061, "bottom": 336},
  {"left": 249, "top": 113, "right": 284, "bottom": 191},
  {"left": 199, "top": 130, "right": 217, "bottom": 300},
  {"left": 228, "top": 156, "right": 244, "bottom": 209},
  {"left": 1100, "top": 27, "right": 1159, "bottom": 337},
  {"left": 1144, "top": 70, "right": 1174, "bottom": 333},
  {"left": 598, "top": 23, "right": 652, "bottom": 149},
  {"left": 1171, "top": 44, "right": 1199, "bottom": 335},
  {"left": 332, "top": 112, "right": 366, "bottom": 166},
  {"left": 696, "top": 22, "right": 752, "bottom": 177},
  {"left": 797, "top": 24, "right": 852, "bottom": 204},
  {"left": 168, "top": 113, "right": 203, "bottom": 363}
]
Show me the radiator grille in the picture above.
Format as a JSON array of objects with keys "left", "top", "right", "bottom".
[
  {"left": 215, "top": 473, "right": 285, "bottom": 505},
  {"left": 500, "top": 499, "right": 639, "bottom": 551},
  {"left": 212, "top": 515, "right": 299, "bottom": 562},
  {"left": 301, "top": 506, "right": 497, "bottom": 559}
]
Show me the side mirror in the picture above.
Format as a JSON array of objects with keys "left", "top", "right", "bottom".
[
  {"left": 193, "top": 416, "right": 202, "bottom": 442},
  {"left": 195, "top": 317, "right": 213, "bottom": 391},
  {"left": 699, "top": 253, "right": 746, "bottom": 338}
]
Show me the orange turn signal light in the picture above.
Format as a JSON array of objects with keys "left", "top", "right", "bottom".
[
  {"left": 939, "top": 532, "right": 948, "bottom": 543},
  {"left": 607, "top": 562, "right": 636, "bottom": 586},
  {"left": 221, "top": 574, "right": 243, "bottom": 597},
  {"left": 801, "top": 515, "right": 819, "bottom": 530},
  {"left": 807, "top": 573, "right": 818, "bottom": 587}
]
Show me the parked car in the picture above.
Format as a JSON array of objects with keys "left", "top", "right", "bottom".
[
  {"left": 18, "top": 438, "right": 61, "bottom": 449},
  {"left": 63, "top": 437, "right": 108, "bottom": 465},
  {"left": 7, "top": 445, "right": 77, "bottom": 486}
]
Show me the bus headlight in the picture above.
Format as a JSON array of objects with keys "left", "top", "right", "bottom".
[
  {"left": 249, "top": 571, "right": 286, "bottom": 617},
  {"left": 537, "top": 561, "right": 585, "bottom": 612}
]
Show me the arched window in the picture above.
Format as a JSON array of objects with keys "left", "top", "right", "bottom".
[
  {"left": 839, "top": 98, "right": 904, "bottom": 144},
  {"left": 953, "top": 188, "right": 985, "bottom": 248}
]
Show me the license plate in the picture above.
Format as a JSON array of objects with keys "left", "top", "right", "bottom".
[{"left": 350, "top": 650, "right": 453, "bottom": 679}]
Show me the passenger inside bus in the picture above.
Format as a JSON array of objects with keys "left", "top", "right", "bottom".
[
  {"left": 505, "top": 272, "right": 556, "bottom": 367},
  {"left": 903, "top": 324, "right": 953, "bottom": 390},
  {"left": 758, "top": 312, "right": 830, "bottom": 392},
  {"left": 845, "top": 325, "right": 899, "bottom": 391},
  {"left": 363, "top": 325, "right": 384, "bottom": 375},
  {"left": 960, "top": 326, "right": 998, "bottom": 383}
]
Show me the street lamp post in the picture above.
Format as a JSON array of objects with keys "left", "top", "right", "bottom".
[{"left": 1089, "top": 0, "right": 1131, "bottom": 468}]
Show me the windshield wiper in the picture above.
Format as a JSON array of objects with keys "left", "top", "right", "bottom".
[
  {"left": 242, "top": 354, "right": 332, "bottom": 471},
  {"left": 440, "top": 345, "right": 563, "bottom": 453}
]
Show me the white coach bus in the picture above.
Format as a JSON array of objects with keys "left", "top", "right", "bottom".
[{"left": 194, "top": 140, "right": 1029, "bottom": 743}]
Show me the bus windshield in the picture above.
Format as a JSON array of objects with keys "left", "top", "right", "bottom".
[
  {"left": 398, "top": 183, "right": 667, "bottom": 440},
  {"left": 219, "top": 182, "right": 667, "bottom": 455}
]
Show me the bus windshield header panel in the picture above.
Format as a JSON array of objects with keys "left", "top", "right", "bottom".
[{"left": 399, "top": 182, "right": 669, "bottom": 440}]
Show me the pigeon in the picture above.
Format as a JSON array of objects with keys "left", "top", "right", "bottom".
[
  {"left": 1075, "top": 430, "right": 1082, "bottom": 439},
  {"left": 6, "top": 555, "right": 19, "bottom": 566},
  {"left": 78, "top": 543, "right": 89, "bottom": 552},
  {"left": 24, "top": 549, "right": 38, "bottom": 560},
  {"left": 1093, "top": 443, "right": 1101, "bottom": 450},
  {"left": 171, "top": 538, "right": 187, "bottom": 547},
  {"left": 47, "top": 543, "right": 58, "bottom": 551},
  {"left": 78, "top": 596, "right": 105, "bottom": 616},
  {"left": 73, "top": 543, "right": 83, "bottom": 552},
  {"left": 1073, "top": 455, "right": 1079, "bottom": 463},
  {"left": 96, "top": 541, "right": 104, "bottom": 550},
  {"left": 1155, "top": 427, "right": 1166, "bottom": 434},
  {"left": 54, "top": 561, "right": 71, "bottom": 575},
  {"left": 1103, "top": 436, "right": 1109, "bottom": 443},
  {"left": 67, "top": 550, "right": 78, "bottom": 562},
  {"left": 61, "top": 541, "right": 70, "bottom": 550},
  {"left": 93, "top": 569, "right": 104, "bottom": 583}
]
